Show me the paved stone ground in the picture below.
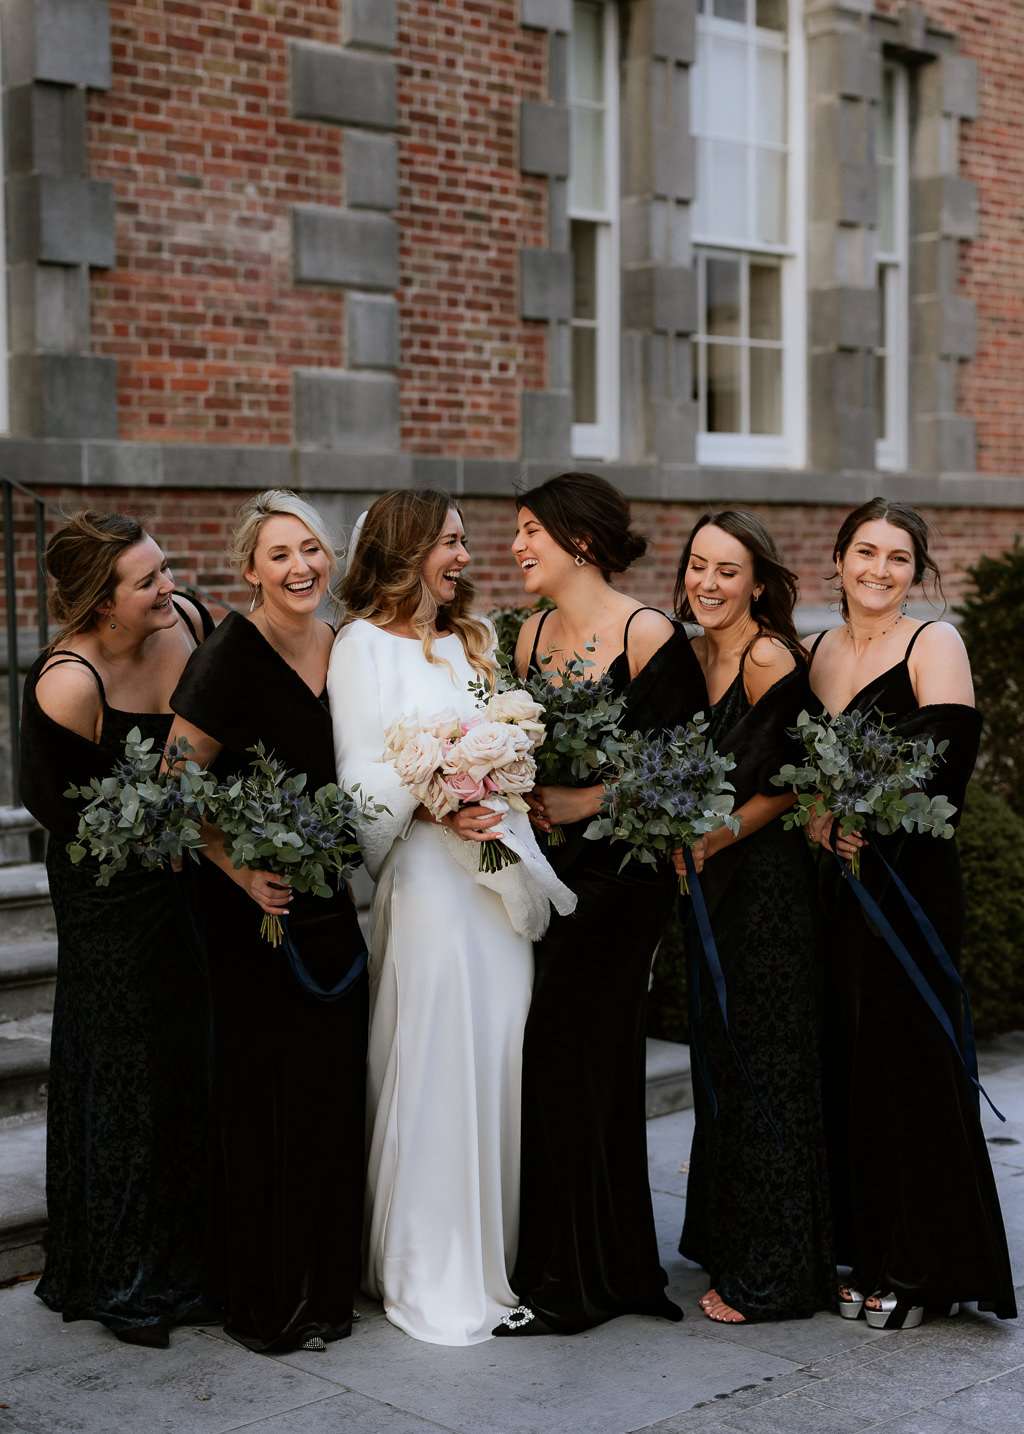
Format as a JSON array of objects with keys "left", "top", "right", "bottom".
[{"left": 1, "top": 1034, "right": 1022, "bottom": 1434}]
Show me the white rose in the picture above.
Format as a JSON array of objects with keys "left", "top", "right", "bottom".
[
  {"left": 395, "top": 730, "right": 443, "bottom": 787},
  {"left": 490, "top": 755, "right": 536, "bottom": 795},
  {"left": 421, "top": 707, "right": 463, "bottom": 741},
  {"left": 485, "top": 689, "right": 546, "bottom": 751},
  {"left": 383, "top": 709, "right": 422, "bottom": 760},
  {"left": 422, "top": 772, "right": 457, "bottom": 821},
  {"left": 455, "top": 721, "right": 520, "bottom": 780}
]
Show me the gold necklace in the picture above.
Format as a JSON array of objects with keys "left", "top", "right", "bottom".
[{"left": 845, "top": 612, "right": 904, "bottom": 642}]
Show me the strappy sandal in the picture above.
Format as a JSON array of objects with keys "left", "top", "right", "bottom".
[
  {"left": 864, "top": 1291, "right": 923, "bottom": 1330},
  {"left": 837, "top": 1282, "right": 865, "bottom": 1320}
]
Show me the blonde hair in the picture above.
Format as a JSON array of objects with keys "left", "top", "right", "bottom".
[
  {"left": 231, "top": 490, "right": 339, "bottom": 609},
  {"left": 45, "top": 511, "right": 148, "bottom": 646},
  {"left": 337, "top": 489, "right": 495, "bottom": 682}
]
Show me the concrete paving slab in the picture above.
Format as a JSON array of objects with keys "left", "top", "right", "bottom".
[
  {"left": 930, "top": 1381, "right": 1024, "bottom": 1431},
  {"left": 711, "top": 1390, "right": 874, "bottom": 1433},
  {"left": 222, "top": 1393, "right": 457, "bottom": 1434}
]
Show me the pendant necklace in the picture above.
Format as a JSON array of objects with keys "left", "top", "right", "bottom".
[{"left": 845, "top": 612, "right": 904, "bottom": 642}]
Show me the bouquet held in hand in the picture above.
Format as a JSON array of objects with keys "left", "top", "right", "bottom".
[
  {"left": 66, "top": 727, "right": 217, "bottom": 885},
  {"left": 511, "top": 640, "right": 630, "bottom": 845},
  {"left": 584, "top": 717, "right": 740, "bottom": 894},
  {"left": 770, "top": 707, "right": 956, "bottom": 878},
  {"left": 384, "top": 691, "right": 546, "bottom": 873},
  {"left": 208, "top": 743, "right": 378, "bottom": 946}
]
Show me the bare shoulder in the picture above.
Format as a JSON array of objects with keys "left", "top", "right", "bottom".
[
  {"left": 745, "top": 633, "right": 798, "bottom": 703},
  {"left": 626, "top": 606, "right": 675, "bottom": 667},
  {"left": 914, "top": 619, "right": 967, "bottom": 656},
  {"left": 35, "top": 656, "right": 102, "bottom": 738},
  {"left": 910, "top": 620, "right": 974, "bottom": 705},
  {"left": 173, "top": 594, "right": 207, "bottom": 642}
]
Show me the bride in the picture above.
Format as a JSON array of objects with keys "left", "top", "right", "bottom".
[{"left": 327, "top": 489, "right": 534, "bottom": 1345}]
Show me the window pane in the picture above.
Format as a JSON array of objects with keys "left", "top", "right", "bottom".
[
  {"left": 875, "top": 351, "right": 887, "bottom": 440},
  {"left": 572, "top": 221, "right": 597, "bottom": 320},
  {"left": 707, "top": 343, "right": 742, "bottom": 432},
  {"left": 571, "top": 2, "right": 604, "bottom": 104},
  {"left": 572, "top": 327, "right": 597, "bottom": 424},
  {"left": 877, "top": 163, "right": 895, "bottom": 255},
  {"left": 749, "top": 263, "right": 780, "bottom": 340},
  {"left": 755, "top": 0, "right": 787, "bottom": 32},
  {"left": 749, "top": 347, "right": 782, "bottom": 433},
  {"left": 878, "top": 67, "right": 896, "bottom": 161},
  {"left": 756, "top": 148, "right": 786, "bottom": 243},
  {"left": 570, "top": 107, "right": 606, "bottom": 212},
  {"left": 705, "top": 140, "right": 748, "bottom": 236},
  {"left": 706, "top": 256, "right": 741, "bottom": 336},
  {"left": 756, "top": 46, "right": 786, "bottom": 145},
  {"left": 713, "top": 0, "right": 747, "bottom": 22},
  {"left": 707, "top": 36, "right": 748, "bottom": 140}
]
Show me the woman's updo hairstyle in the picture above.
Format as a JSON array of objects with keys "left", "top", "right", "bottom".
[
  {"left": 832, "top": 497, "right": 943, "bottom": 618},
  {"left": 515, "top": 471, "right": 647, "bottom": 576},
  {"left": 45, "top": 511, "right": 147, "bottom": 646}
]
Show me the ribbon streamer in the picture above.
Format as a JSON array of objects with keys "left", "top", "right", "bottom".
[{"left": 280, "top": 914, "right": 368, "bottom": 1002}]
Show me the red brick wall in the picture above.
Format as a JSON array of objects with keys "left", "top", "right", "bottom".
[
  {"left": 85, "top": 1, "right": 547, "bottom": 454},
  {"left": 874, "top": 0, "right": 1024, "bottom": 475},
  {"left": 396, "top": 1, "right": 548, "bottom": 455}
]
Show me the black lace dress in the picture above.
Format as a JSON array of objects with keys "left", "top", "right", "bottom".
[
  {"left": 19, "top": 638, "right": 209, "bottom": 1346},
  {"left": 171, "top": 613, "right": 369, "bottom": 1354},
  {"left": 510, "top": 616, "right": 708, "bottom": 1333},
  {"left": 811, "top": 625, "right": 1016, "bottom": 1318},
  {"left": 678, "top": 660, "right": 835, "bottom": 1322}
]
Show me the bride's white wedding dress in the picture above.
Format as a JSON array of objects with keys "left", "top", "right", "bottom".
[{"left": 327, "top": 619, "right": 532, "bottom": 1345}]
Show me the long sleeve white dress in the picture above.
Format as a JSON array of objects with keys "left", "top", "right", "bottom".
[{"left": 327, "top": 619, "right": 533, "bottom": 1345}]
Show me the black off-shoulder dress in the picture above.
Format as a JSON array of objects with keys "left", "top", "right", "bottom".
[{"left": 171, "top": 612, "right": 369, "bottom": 1354}]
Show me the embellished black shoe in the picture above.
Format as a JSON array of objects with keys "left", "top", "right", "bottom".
[{"left": 491, "top": 1304, "right": 558, "bottom": 1337}]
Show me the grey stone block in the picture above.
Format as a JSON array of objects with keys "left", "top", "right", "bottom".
[
  {"left": 519, "top": 101, "right": 569, "bottom": 178},
  {"left": 0, "top": 435, "right": 83, "bottom": 486},
  {"left": 5, "top": 83, "right": 87, "bottom": 178},
  {"left": 913, "top": 414, "right": 976, "bottom": 475},
  {"left": 914, "top": 295, "right": 976, "bottom": 361},
  {"left": 293, "top": 207, "right": 398, "bottom": 291},
  {"left": 548, "top": 176, "right": 569, "bottom": 250},
  {"left": 652, "top": 0, "right": 697, "bottom": 66},
  {"left": 519, "top": 247, "right": 572, "bottom": 321},
  {"left": 840, "top": 161, "right": 877, "bottom": 226},
  {"left": 295, "top": 449, "right": 412, "bottom": 490},
  {"left": 653, "top": 127, "right": 695, "bottom": 202},
  {"left": 520, "top": 0, "right": 571, "bottom": 33},
  {"left": 911, "top": 235, "right": 959, "bottom": 297},
  {"left": 8, "top": 262, "right": 90, "bottom": 352},
  {"left": 290, "top": 41, "right": 397, "bottom": 130},
  {"left": 9, "top": 353, "right": 117, "bottom": 439},
  {"left": 158, "top": 445, "right": 293, "bottom": 491},
  {"left": 342, "top": 0, "right": 397, "bottom": 52},
  {"left": 82, "top": 442, "right": 163, "bottom": 488},
  {"left": 2, "top": 0, "right": 111, "bottom": 90},
  {"left": 652, "top": 397, "right": 697, "bottom": 465},
  {"left": 521, "top": 389, "right": 572, "bottom": 458},
  {"left": 6, "top": 175, "right": 115, "bottom": 267},
  {"left": 548, "top": 320, "right": 571, "bottom": 391},
  {"left": 914, "top": 175, "right": 978, "bottom": 240},
  {"left": 409, "top": 457, "right": 460, "bottom": 490},
  {"left": 548, "top": 29, "right": 569, "bottom": 106},
  {"left": 460, "top": 460, "right": 524, "bottom": 497},
  {"left": 623, "top": 265, "right": 696, "bottom": 335},
  {"left": 941, "top": 54, "right": 979, "bottom": 120},
  {"left": 811, "top": 286, "right": 878, "bottom": 352},
  {"left": 346, "top": 293, "right": 399, "bottom": 369},
  {"left": 344, "top": 131, "right": 398, "bottom": 211},
  {"left": 294, "top": 369, "right": 399, "bottom": 452}
]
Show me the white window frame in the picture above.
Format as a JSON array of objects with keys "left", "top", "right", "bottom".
[
  {"left": 691, "top": 0, "right": 806, "bottom": 469},
  {"left": 875, "top": 61, "right": 909, "bottom": 472},
  {"left": 569, "top": 0, "right": 620, "bottom": 462}
]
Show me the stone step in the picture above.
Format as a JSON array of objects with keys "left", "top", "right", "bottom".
[
  {"left": 0, "top": 939, "right": 58, "bottom": 1023},
  {"left": 0, "top": 807, "right": 46, "bottom": 867},
  {"left": 0, "top": 863, "right": 55, "bottom": 944},
  {"left": 0, "top": 1014, "right": 51, "bottom": 1122},
  {"left": 0, "top": 1037, "right": 692, "bottom": 1288}
]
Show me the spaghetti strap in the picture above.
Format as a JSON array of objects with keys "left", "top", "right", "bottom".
[
  {"left": 40, "top": 650, "right": 107, "bottom": 705},
  {"left": 808, "top": 631, "right": 829, "bottom": 660},
  {"left": 621, "top": 606, "right": 662, "bottom": 654},
  {"left": 528, "top": 608, "right": 554, "bottom": 671},
  {"left": 903, "top": 620, "right": 936, "bottom": 662},
  {"left": 173, "top": 599, "right": 199, "bottom": 645}
]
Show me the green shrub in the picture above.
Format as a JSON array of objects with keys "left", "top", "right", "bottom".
[
  {"left": 957, "top": 781, "right": 1024, "bottom": 1039},
  {"left": 488, "top": 598, "right": 552, "bottom": 663},
  {"left": 956, "top": 542, "right": 1024, "bottom": 807}
]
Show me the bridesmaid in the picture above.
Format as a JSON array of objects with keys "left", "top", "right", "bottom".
[
  {"left": 671, "top": 510, "right": 834, "bottom": 1324},
  {"left": 19, "top": 511, "right": 211, "bottom": 1347},
  {"left": 496, "top": 470, "right": 706, "bottom": 1336},
  {"left": 169, "top": 490, "right": 368, "bottom": 1354},
  {"left": 806, "top": 497, "right": 1016, "bottom": 1329}
]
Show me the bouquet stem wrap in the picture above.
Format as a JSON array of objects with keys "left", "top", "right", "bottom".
[{"left": 440, "top": 795, "right": 577, "bottom": 940}]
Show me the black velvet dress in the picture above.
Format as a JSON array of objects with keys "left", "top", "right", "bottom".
[
  {"left": 811, "top": 625, "right": 1016, "bottom": 1318},
  {"left": 170, "top": 612, "right": 369, "bottom": 1354},
  {"left": 19, "top": 627, "right": 210, "bottom": 1345},
  {"left": 679, "top": 658, "right": 835, "bottom": 1322},
  {"left": 511, "top": 616, "right": 708, "bottom": 1333}
]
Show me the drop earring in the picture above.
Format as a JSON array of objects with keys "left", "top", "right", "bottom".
[
  {"left": 574, "top": 554, "right": 585, "bottom": 569},
  {"left": 249, "top": 584, "right": 260, "bottom": 613},
  {"left": 109, "top": 621, "right": 116, "bottom": 630}
]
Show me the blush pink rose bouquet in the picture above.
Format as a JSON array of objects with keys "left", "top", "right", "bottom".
[{"left": 385, "top": 691, "right": 546, "bottom": 873}]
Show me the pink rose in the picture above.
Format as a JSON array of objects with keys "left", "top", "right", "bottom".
[{"left": 441, "top": 769, "right": 488, "bottom": 806}]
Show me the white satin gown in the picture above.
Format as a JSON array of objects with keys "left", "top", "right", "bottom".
[{"left": 327, "top": 619, "right": 532, "bottom": 1345}]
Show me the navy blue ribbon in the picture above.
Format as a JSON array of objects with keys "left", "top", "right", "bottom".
[
  {"left": 684, "top": 847, "right": 782, "bottom": 1146},
  {"left": 279, "top": 914, "right": 368, "bottom": 1003},
  {"left": 832, "top": 848, "right": 1003, "bottom": 1122}
]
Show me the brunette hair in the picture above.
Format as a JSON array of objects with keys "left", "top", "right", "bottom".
[
  {"left": 45, "top": 511, "right": 148, "bottom": 646},
  {"left": 832, "top": 497, "right": 943, "bottom": 618},
  {"left": 230, "top": 489, "right": 339, "bottom": 608},
  {"left": 515, "top": 471, "right": 647, "bottom": 576},
  {"left": 674, "top": 509, "right": 803, "bottom": 655},
  {"left": 336, "top": 488, "right": 495, "bottom": 680}
]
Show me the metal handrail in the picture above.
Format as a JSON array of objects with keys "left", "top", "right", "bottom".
[{"left": 1, "top": 476, "right": 238, "bottom": 800}]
